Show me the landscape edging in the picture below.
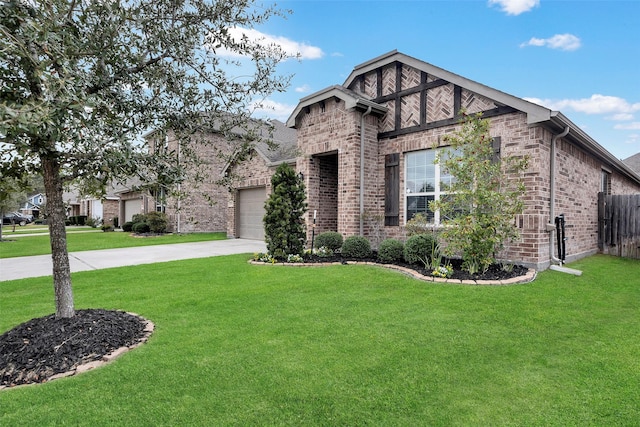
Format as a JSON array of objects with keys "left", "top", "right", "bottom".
[{"left": 249, "top": 260, "right": 537, "bottom": 285}]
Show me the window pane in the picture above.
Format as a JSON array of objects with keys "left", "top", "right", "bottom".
[{"left": 407, "top": 195, "right": 434, "bottom": 223}]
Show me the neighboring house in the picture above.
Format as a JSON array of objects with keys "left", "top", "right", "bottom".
[
  {"left": 130, "top": 119, "right": 295, "bottom": 234},
  {"left": 225, "top": 120, "right": 298, "bottom": 240},
  {"left": 282, "top": 50, "right": 640, "bottom": 270},
  {"left": 78, "top": 186, "right": 120, "bottom": 226},
  {"left": 623, "top": 152, "right": 640, "bottom": 176},
  {"left": 20, "top": 193, "right": 45, "bottom": 218}
]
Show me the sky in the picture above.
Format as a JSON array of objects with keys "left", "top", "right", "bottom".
[{"left": 226, "top": 0, "right": 640, "bottom": 161}]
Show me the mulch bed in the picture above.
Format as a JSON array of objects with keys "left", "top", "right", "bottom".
[
  {"left": 0, "top": 309, "right": 149, "bottom": 389},
  {"left": 302, "top": 253, "right": 529, "bottom": 282}
]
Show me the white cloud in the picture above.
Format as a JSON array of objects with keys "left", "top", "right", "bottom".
[
  {"left": 251, "top": 99, "right": 295, "bottom": 122},
  {"left": 218, "top": 27, "right": 324, "bottom": 60},
  {"left": 524, "top": 95, "right": 640, "bottom": 115},
  {"left": 520, "top": 34, "right": 581, "bottom": 51},
  {"left": 295, "top": 84, "right": 311, "bottom": 93},
  {"left": 608, "top": 113, "right": 634, "bottom": 121},
  {"left": 615, "top": 122, "right": 640, "bottom": 131},
  {"left": 488, "top": 0, "right": 539, "bottom": 15}
]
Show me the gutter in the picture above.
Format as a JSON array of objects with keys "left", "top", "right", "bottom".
[
  {"left": 548, "top": 126, "right": 570, "bottom": 265},
  {"left": 359, "top": 106, "right": 373, "bottom": 236}
]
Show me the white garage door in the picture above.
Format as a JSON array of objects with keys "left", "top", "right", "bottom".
[
  {"left": 124, "top": 199, "right": 141, "bottom": 223},
  {"left": 237, "top": 187, "right": 266, "bottom": 240}
]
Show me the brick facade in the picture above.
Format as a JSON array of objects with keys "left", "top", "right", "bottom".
[{"left": 286, "top": 51, "right": 640, "bottom": 270}]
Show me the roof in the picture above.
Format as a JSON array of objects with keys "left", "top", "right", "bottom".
[
  {"left": 285, "top": 85, "right": 388, "bottom": 128},
  {"left": 253, "top": 119, "right": 298, "bottom": 165},
  {"left": 286, "top": 50, "right": 640, "bottom": 186},
  {"left": 623, "top": 152, "right": 640, "bottom": 175}
]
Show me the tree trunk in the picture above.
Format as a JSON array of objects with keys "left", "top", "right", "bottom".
[{"left": 42, "top": 157, "right": 75, "bottom": 318}]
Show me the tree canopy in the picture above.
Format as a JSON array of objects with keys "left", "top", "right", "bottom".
[{"left": 0, "top": 0, "right": 292, "bottom": 317}]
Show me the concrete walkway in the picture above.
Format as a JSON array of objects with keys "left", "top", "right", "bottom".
[{"left": 0, "top": 239, "right": 267, "bottom": 281}]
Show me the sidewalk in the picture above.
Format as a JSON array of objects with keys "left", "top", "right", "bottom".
[{"left": 0, "top": 239, "right": 267, "bottom": 281}]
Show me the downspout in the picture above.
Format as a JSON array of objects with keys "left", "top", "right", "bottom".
[
  {"left": 548, "top": 126, "right": 570, "bottom": 265},
  {"left": 360, "top": 106, "right": 373, "bottom": 236}
]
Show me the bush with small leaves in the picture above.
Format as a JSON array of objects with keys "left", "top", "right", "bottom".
[
  {"left": 404, "top": 233, "right": 438, "bottom": 266},
  {"left": 145, "top": 211, "right": 168, "bottom": 233},
  {"left": 341, "top": 236, "right": 371, "bottom": 259},
  {"left": 314, "top": 231, "right": 343, "bottom": 251},
  {"left": 132, "top": 222, "right": 150, "bottom": 233},
  {"left": 377, "top": 238, "right": 405, "bottom": 264},
  {"left": 122, "top": 222, "right": 134, "bottom": 232}
]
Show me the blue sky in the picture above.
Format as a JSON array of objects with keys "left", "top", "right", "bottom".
[{"left": 230, "top": 0, "right": 639, "bottom": 160}]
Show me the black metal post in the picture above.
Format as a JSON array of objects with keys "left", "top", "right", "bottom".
[
  {"left": 555, "top": 214, "right": 566, "bottom": 263},
  {"left": 310, "top": 210, "right": 316, "bottom": 251}
]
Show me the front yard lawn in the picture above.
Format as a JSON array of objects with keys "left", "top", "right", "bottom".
[
  {"left": 0, "top": 231, "right": 227, "bottom": 259},
  {"left": 1, "top": 254, "right": 638, "bottom": 425}
]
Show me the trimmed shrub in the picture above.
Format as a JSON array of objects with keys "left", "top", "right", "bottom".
[
  {"left": 378, "top": 238, "right": 404, "bottom": 264},
  {"left": 341, "top": 236, "right": 371, "bottom": 259},
  {"left": 263, "top": 163, "right": 307, "bottom": 259},
  {"left": 132, "top": 222, "right": 150, "bottom": 233},
  {"left": 404, "top": 233, "right": 438, "bottom": 265},
  {"left": 314, "top": 231, "right": 343, "bottom": 251},
  {"left": 145, "top": 211, "right": 168, "bottom": 233},
  {"left": 122, "top": 221, "right": 134, "bottom": 232}
]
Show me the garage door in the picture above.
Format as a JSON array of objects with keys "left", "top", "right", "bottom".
[
  {"left": 237, "top": 187, "right": 266, "bottom": 240},
  {"left": 123, "top": 199, "right": 141, "bottom": 223}
]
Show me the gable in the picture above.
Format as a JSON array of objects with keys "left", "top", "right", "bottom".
[{"left": 345, "top": 55, "right": 537, "bottom": 139}]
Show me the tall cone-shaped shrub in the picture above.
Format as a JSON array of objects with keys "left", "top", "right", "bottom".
[{"left": 263, "top": 163, "right": 307, "bottom": 259}]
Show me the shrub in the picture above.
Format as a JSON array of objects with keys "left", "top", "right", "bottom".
[
  {"left": 404, "top": 233, "right": 439, "bottom": 266},
  {"left": 145, "top": 212, "right": 168, "bottom": 233},
  {"left": 132, "top": 222, "right": 150, "bottom": 233},
  {"left": 405, "top": 213, "right": 430, "bottom": 237},
  {"left": 101, "top": 225, "right": 114, "bottom": 232},
  {"left": 314, "top": 231, "right": 343, "bottom": 251},
  {"left": 122, "top": 221, "right": 134, "bottom": 232},
  {"left": 378, "top": 238, "right": 404, "bottom": 264},
  {"left": 263, "top": 163, "right": 307, "bottom": 259},
  {"left": 341, "top": 236, "right": 371, "bottom": 259},
  {"left": 86, "top": 216, "right": 101, "bottom": 228}
]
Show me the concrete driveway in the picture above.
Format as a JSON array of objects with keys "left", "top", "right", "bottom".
[{"left": 0, "top": 239, "right": 266, "bottom": 281}]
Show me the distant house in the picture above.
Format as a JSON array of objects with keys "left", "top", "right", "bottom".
[
  {"left": 275, "top": 50, "right": 640, "bottom": 270},
  {"left": 20, "top": 193, "right": 45, "bottom": 218}
]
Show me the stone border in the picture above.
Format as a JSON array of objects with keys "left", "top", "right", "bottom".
[
  {"left": 0, "top": 312, "right": 154, "bottom": 391},
  {"left": 250, "top": 260, "right": 537, "bottom": 285}
]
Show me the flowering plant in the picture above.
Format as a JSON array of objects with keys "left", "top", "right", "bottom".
[
  {"left": 287, "top": 254, "right": 304, "bottom": 263},
  {"left": 432, "top": 264, "right": 453, "bottom": 279}
]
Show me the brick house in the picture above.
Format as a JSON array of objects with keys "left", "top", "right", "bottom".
[
  {"left": 225, "top": 120, "right": 298, "bottom": 240},
  {"left": 280, "top": 50, "right": 640, "bottom": 270},
  {"left": 125, "top": 119, "right": 296, "bottom": 236}
]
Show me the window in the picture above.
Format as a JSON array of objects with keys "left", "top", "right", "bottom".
[
  {"left": 601, "top": 170, "right": 611, "bottom": 195},
  {"left": 154, "top": 188, "right": 166, "bottom": 213},
  {"left": 405, "top": 148, "right": 457, "bottom": 224}
]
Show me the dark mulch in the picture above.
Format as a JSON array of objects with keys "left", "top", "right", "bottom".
[
  {"left": 0, "top": 309, "right": 148, "bottom": 388},
  {"left": 302, "top": 253, "right": 529, "bottom": 282}
]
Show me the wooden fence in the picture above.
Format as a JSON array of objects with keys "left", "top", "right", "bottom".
[{"left": 598, "top": 193, "right": 640, "bottom": 259}]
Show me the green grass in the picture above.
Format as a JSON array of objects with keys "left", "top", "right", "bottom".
[
  {"left": 0, "top": 224, "right": 60, "bottom": 235},
  {"left": 0, "top": 231, "right": 227, "bottom": 258},
  {"left": 1, "top": 254, "right": 639, "bottom": 425}
]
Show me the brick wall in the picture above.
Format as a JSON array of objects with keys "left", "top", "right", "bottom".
[{"left": 162, "top": 132, "right": 231, "bottom": 233}]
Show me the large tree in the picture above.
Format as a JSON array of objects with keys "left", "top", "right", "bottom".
[{"left": 0, "top": 0, "right": 291, "bottom": 318}]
